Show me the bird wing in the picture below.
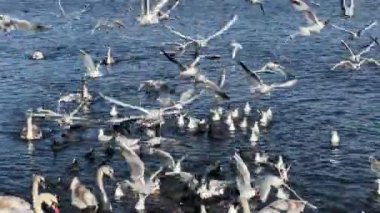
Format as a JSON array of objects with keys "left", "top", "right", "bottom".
[
  {"left": 118, "top": 141, "right": 145, "bottom": 181},
  {"left": 161, "top": 49, "right": 186, "bottom": 70},
  {"left": 340, "top": 40, "right": 355, "bottom": 57},
  {"left": 165, "top": 0, "right": 180, "bottom": 15},
  {"left": 151, "top": 148, "right": 175, "bottom": 169},
  {"left": 290, "top": 0, "right": 311, "bottom": 11},
  {"left": 271, "top": 79, "right": 298, "bottom": 89},
  {"left": 165, "top": 25, "right": 197, "bottom": 42},
  {"left": 358, "top": 21, "right": 377, "bottom": 36},
  {"left": 205, "top": 14, "right": 238, "bottom": 42},
  {"left": 233, "top": 153, "right": 251, "bottom": 186},
  {"left": 358, "top": 40, "right": 376, "bottom": 56},
  {"left": 198, "top": 75, "right": 230, "bottom": 100},
  {"left": 239, "top": 61, "right": 263, "bottom": 87},
  {"left": 303, "top": 10, "right": 319, "bottom": 24},
  {"left": 179, "top": 88, "right": 196, "bottom": 103},
  {"left": 153, "top": 0, "right": 169, "bottom": 15},
  {"left": 218, "top": 69, "right": 226, "bottom": 88},
  {"left": 99, "top": 93, "right": 150, "bottom": 114},
  {"left": 79, "top": 49, "right": 97, "bottom": 73},
  {"left": 331, "top": 24, "right": 354, "bottom": 35}
]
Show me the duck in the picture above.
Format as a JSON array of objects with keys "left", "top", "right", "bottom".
[
  {"left": 0, "top": 174, "right": 59, "bottom": 213},
  {"left": 20, "top": 110, "right": 42, "bottom": 141},
  {"left": 70, "top": 165, "right": 115, "bottom": 212}
]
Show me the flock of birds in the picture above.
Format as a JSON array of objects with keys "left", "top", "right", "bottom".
[{"left": 0, "top": 0, "right": 380, "bottom": 212}]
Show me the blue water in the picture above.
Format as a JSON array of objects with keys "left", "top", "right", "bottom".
[{"left": 0, "top": 0, "right": 379, "bottom": 212}]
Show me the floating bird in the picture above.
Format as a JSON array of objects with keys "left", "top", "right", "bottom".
[
  {"left": 20, "top": 110, "right": 42, "bottom": 141},
  {"left": 244, "top": 102, "right": 251, "bottom": 115},
  {"left": 341, "top": 0, "right": 354, "bottom": 17},
  {"left": 79, "top": 49, "right": 102, "bottom": 78},
  {"left": 239, "top": 61, "right": 297, "bottom": 95},
  {"left": 330, "top": 130, "right": 340, "bottom": 148},
  {"left": 30, "top": 51, "right": 45, "bottom": 60},
  {"left": 104, "top": 46, "right": 115, "bottom": 65},
  {"left": 0, "top": 15, "right": 47, "bottom": 32},
  {"left": 110, "top": 105, "right": 118, "bottom": 117},
  {"left": 0, "top": 175, "right": 59, "bottom": 213},
  {"left": 331, "top": 21, "right": 377, "bottom": 40}
]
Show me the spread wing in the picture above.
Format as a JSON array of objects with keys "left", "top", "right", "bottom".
[
  {"left": 205, "top": 14, "right": 238, "bottom": 42},
  {"left": 234, "top": 153, "right": 251, "bottom": 186},
  {"left": 99, "top": 93, "right": 150, "bottom": 114},
  {"left": 118, "top": 141, "right": 145, "bottom": 181},
  {"left": 239, "top": 61, "right": 262, "bottom": 87}
]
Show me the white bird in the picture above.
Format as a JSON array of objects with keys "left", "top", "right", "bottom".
[
  {"left": 253, "top": 121, "right": 260, "bottom": 135},
  {"left": 250, "top": 126, "right": 259, "bottom": 144},
  {"left": 98, "top": 129, "right": 113, "bottom": 142},
  {"left": 330, "top": 130, "right": 340, "bottom": 147},
  {"left": 289, "top": 2, "right": 328, "bottom": 38},
  {"left": 226, "top": 114, "right": 236, "bottom": 132},
  {"left": 233, "top": 153, "right": 257, "bottom": 200},
  {"left": 341, "top": 0, "right": 354, "bottom": 17},
  {"left": 244, "top": 102, "right": 251, "bottom": 115},
  {"left": 80, "top": 49, "right": 102, "bottom": 78},
  {"left": 110, "top": 105, "right": 118, "bottom": 117},
  {"left": 210, "top": 109, "right": 222, "bottom": 121},
  {"left": 0, "top": 175, "right": 59, "bottom": 213},
  {"left": 331, "top": 59, "right": 367, "bottom": 71},
  {"left": 20, "top": 110, "right": 42, "bottom": 141},
  {"left": 116, "top": 142, "right": 161, "bottom": 211},
  {"left": 166, "top": 14, "right": 238, "bottom": 48},
  {"left": 0, "top": 15, "right": 47, "bottom": 32},
  {"left": 177, "top": 113, "right": 186, "bottom": 128},
  {"left": 161, "top": 50, "right": 201, "bottom": 78},
  {"left": 137, "top": 0, "right": 177, "bottom": 25},
  {"left": 376, "top": 179, "right": 380, "bottom": 195},
  {"left": 257, "top": 175, "right": 285, "bottom": 202},
  {"left": 259, "top": 108, "right": 272, "bottom": 127},
  {"left": 239, "top": 61, "right": 297, "bottom": 95},
  {"left": 240, "top": 117, "right": 248, "bottom": 129},
  {"left": 255, "top": 152, "right": 269, "bottom": 164},
  {"left": 105, "top": 46, "right": 115, "bottom": 65},
  {"left": 340, "top": 39, "right": 377, "bottom": 63},
  {"left": 115, "top": 133, "right": 140, "bottom": 152},
  {"left": 150, "top": 148, "right": 187, "bottom": 174},
  {"left": 187, "top": 117, "right": 200, "bottom": 131},
  {"left": 331, "top": 21, "right": 377, "bottom": 40},
  {"left": 230, "top": 40, "right": 243, "bottom": 59},
  {"left": 31, "top": 51, "right": 45, "bottom": 60}
]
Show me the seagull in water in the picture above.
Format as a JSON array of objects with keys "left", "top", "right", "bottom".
[
  {"left": 289, "top": 0, "right": 328, "bottom": 39},
  {"left": 79, "top": 49, "right": 102, "bottom": 78},
  {"left": 331, "top": 21, "right": 377, "bottom": 40},
  {"left": 341, "top": 0, "right": 354, "bottom": 17},
  {"left": 330, "top": 130, "right": 340, "bottom": 148},
  {"left": 0, "top": 15, "right": 47, "bottom": 32},
  {"left": 239, "top": 61, "right": 297, "bottom": 96}
]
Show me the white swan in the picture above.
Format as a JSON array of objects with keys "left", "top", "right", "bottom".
[
  {"left": 20, "top": 110, "right": 42, "bottom": 141},
  {"left": 70, "top": 165, "right": 115, "bottom": 212},
  {"left": 0, "top": 175, "right": 59, "bottom": 213}
]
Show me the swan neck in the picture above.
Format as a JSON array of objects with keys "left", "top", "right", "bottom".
[
  {"left": 97, "top": 170, "right": 108, "bottom": 203},
  {"left": 240, "top": 196, "right": 250, "bottom": 213}
]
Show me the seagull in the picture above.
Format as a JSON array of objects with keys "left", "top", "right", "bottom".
[
  {"left": 20, "top": 110, "right": 42, "bottom": 141},
  {"left": 331, "top": 59, "right": 367, "bottom": 71},
  {"left": 91, "top": 19, "right": 125, "bottom": 34},
  {"left": 239, "top": 61, "right": 297, "bottom": 95},
  {"left": 331, "top": 21, "right": 377, "bottom": 40},
  {"left": 104, "top": 46, "right": 115, "bottom": 65},
  {"left": 230, "top": 40, "right": 242, "bottom": 59},
  {"left": 289, "top": 1, "right": 328, "bottom": 38},
  {"left": 195, "top": 73, "right": 230, "bottom": 100},
  {"left": 254, "top": 62, "right": 294, "bottom": 79},
  {"left": 341, "top": 0, "right": 354, "bottom": 17},
  {"left": 115, "top": 142, "right": 161, "bottom": 211},
  {"left": 165, "top": 14, "right": 238, "bottom": 49},
  {"left": 247, "top": 0, "right": 265, "bottom": 15},
  {"left": 110, "top": 105, "right": 118, "bottom": 117},
  {"left": 79, "top": 50, "right": 102, "bottom": 78},
  {"left": 137, "top": 0, "right": 178, "bottom": 25},
  {"left": 161, "top": 50, "right": 201, "bottom": 78},
  {"left": 244, "top": 102, "right": 251, "bottom": 115},
  {"left": 340, "top": 39, "right": 377, "bottom": 63},
  {"left": 330, "top": 130, "right": 340, "bottom": 148},
  {"left": 0, "top": 15, "right": 47, "bottom": 32},
  {"left": 115, "top": 133, "right": 140, "bottom": 152},
  {"left": 258, "top": 108, "right": 272, "bottom": 127},
  {"left": 30, "top": 51, "right": 45, "bottom": 60},
  {"left": 150, "top": 148, "right": 187, "bottom": 174}
]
